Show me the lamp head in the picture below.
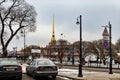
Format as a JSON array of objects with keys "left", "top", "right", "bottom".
[
  {"left": 20, "top": 29, "right": 23, "bottom": 34},
  {"left": 76, "top": 18, "right": 79, "bottom": 24}
]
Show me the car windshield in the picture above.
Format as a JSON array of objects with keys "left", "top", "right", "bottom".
[
  {"left": 0, "top": 60, "right": 18, "bottom": 65},
  {"left": 37, "top": 59, "right": 55, "bottom": 66}
]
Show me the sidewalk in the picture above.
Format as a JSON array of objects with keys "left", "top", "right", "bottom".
[{"left": 58, "top": 69, "right": 120, "bottom": 80}]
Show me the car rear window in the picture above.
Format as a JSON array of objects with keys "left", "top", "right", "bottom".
[
  {"left": 37, "top": 59, "right": 55, "bottom": 66},
  {"left": 0, "top": 60, "right": 18, "bottom": 65}
]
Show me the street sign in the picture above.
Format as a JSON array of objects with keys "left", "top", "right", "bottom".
[
  {"left": 103, "top": 36, "right": 109, "bottom": 40},
  {"left": 102, "top": 27, "right": 109, "bottom": 36},
  {"left": 103, "top": 41, "right": 109, "bottom": 48}
]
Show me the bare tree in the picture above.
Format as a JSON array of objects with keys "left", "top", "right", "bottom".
[
  {"left": 115, "top": 38, "right": 120, "bottom": 53},
  {"left": 0, "top": 0, "right": 37, "bottom": 57},
  {"left": 0, "top": 0, "right": 5, "bottom": 5}
]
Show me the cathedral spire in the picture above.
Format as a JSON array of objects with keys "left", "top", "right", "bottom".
[{"left": 51, "top": 16, "right": 56, "bottom": 44}]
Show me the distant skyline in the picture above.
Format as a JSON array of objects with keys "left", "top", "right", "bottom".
[{"left": 8, "top": 0, "right": 120, "bottom": 50}]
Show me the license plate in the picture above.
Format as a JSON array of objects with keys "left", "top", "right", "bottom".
[
  {"left": 6, "top": 69, "right": 15, "bottom": 71},
  {"left": 45, "top": 68, "right": 52, "bottom": 71}
]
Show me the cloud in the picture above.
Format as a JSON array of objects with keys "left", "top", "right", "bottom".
[{"left": 8, "top": 0, "right": 120, "bottom": 50}]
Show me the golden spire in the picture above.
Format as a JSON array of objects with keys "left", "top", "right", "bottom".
[{"left": 51, "top": 16, "right": 56, "bottom": 43}]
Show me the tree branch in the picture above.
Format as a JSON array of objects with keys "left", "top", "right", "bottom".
[
  {"left": 0, "top": 0, "right": 5, "bottom": 5},
  {"left": 3, "top": 0, "right": 17, "bottom": 21},
  {"left": 0, "top": 13, "right": 5, "bottom": 47},
  {"left": 5, "top": 27, "right": 21, "bottom": 49}
]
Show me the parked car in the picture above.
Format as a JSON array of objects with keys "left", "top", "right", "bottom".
[
  {"left": 0, "top": 58, "right": 22, "bottom": 80},
  {"left": 26, "top": 58, "right": 58, "bottom": 79}
]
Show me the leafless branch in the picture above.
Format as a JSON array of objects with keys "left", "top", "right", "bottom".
[{"left": 0, "top": 0, "right": 5, "bottom": 5}]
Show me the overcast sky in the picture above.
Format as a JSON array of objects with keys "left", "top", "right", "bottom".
[{"left": 8, "top": 0, "right": 120, "bottom": 51}]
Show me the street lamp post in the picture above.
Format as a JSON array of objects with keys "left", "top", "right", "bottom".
[
  {"left": 108, "top": 22, "right": 113, "bottom": 74},
  {"left": 102, "top": 22, "right": 113, "bottom": 74},
  {"left": 21, "top": 28, "right": 26, "bottom": 62},
  {"left": 76, "top": 15, "right": 83, "bottom": 77}
]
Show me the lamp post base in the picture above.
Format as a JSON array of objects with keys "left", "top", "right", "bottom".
[
  {"left": 78, "top": 64, "right": 83, "bottom": 77},
  {"left": 109, "top": 72, "right": 113, "bottom": 74}
]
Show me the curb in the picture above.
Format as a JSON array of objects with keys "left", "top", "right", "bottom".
[
  {"left": 58, "top": 71, "right": 120, "bottom": 80},
  {"left": 58, "top": 74, "right": 85, "bottom": 80}
]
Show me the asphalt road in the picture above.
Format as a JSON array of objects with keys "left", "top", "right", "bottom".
[
  {"left": 22, "top": 74, "right": 55, "bottom": 80},
  {"left": 0, "top": 74, "right": 63, "bottom": 80},
  {"left": 22, "top": 74, "right": 67, "bottom": 80}
]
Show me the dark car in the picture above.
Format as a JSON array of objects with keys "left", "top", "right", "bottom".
[
  {"left": 26, "top": 58, "right": 58, "bottom": 79},
  {"left": 0, "top": 58, "right": 22, "bottom": 80}
]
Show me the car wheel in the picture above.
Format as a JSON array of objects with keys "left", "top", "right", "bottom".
[
  {"left": 33, "top": 72, "right": 37, "bottom": 79},
  {"left": 26, "top": 71, "right": 29, "bottom": 75},
  {"left": 52, "top": 75, "right": 56, "bottom": 79}
]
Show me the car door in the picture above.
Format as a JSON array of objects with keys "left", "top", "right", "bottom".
[
  {"left": 26, "top": 61, "right": 34, "bottom": 73},
  {"left": 30, "top": 60, "right": 36, "bottom": 73}
]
